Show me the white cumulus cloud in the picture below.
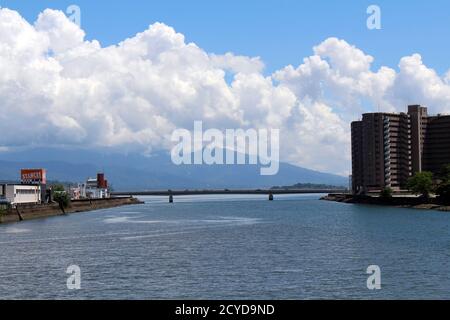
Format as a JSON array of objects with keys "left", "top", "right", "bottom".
[{"left": 0, "top": 8, "right": 450, "bottom": 176}]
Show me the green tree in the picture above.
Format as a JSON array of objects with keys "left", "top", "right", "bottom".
[
  {"left": 437, "top": 182, "right": 450, "bottom": 203},
  {"left": 51, "top": 184, "right": 65, "bottom": 192},
  {"left": 436, "top": 164, "right": 450, "bottom": 204},
  {"left": 438, "top": 164, "right": 450, "bottom": 181},
  {"left": 380, "top": 187, "right": 393, "bottom": 199},
  {"left": 407, "top": 171, "right": 434, "bottom": 199},
  {"left": 52, "top": 184, "right": 70, "bottom": 209}
]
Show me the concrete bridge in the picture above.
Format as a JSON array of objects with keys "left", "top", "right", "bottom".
[{"left": 112, "top": 189, "right": 348, "bottom": 203}]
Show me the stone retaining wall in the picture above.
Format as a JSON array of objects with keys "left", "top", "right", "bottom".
[{"left": 0, "top": 197, "right": 143, "bottom": 224}]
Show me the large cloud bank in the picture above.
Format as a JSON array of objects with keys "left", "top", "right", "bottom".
[{"left": 1, "top": 8, "right": 449, "bottom": 175}]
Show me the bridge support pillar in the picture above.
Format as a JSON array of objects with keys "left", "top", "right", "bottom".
[
  {"left": 269, "top": 193, "right": 274, "bottom": 201},
  {"left": 169, "top": 194, "right": 174, "bottom": 203}
]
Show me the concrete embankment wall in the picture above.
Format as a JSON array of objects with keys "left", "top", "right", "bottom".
[{"left": 0, "top": 197, "right": 143, "bottom": 224}]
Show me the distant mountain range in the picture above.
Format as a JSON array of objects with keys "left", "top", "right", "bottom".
[{"left": 0, "top": 148, "right": 348, "bottom": 191}]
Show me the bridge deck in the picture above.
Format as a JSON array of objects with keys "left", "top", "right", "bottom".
[{"left": 112, "top": 189, "right": 348, "bottom": 196}]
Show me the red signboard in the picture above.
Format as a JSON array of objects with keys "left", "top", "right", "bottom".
[{"left": 21, "top": 169, "right": 47, "bottom": 185}]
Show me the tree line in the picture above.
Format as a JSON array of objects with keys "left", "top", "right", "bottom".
[{"left": 381, "top": 164, "right": 450, "bottom": 204}]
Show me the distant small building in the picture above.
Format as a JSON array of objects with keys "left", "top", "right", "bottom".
[
  {"left": 70, "top": 186, "right": 81, "bottom": 200},
  {"left": 0, "top": 184, "right": 41, "bottom": 205},
  {"left": 80, "top": 173, "right": 109, "bottom": 199}
]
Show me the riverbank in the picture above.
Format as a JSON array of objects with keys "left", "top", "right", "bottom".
[
  {"left": 0, "top": 197, "right": 144, "bottom": 224},
  {"left": 321, "top": 193, "right": 450, "bottom": 211}
]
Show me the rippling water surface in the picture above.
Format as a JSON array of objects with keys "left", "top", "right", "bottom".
[{"left": 1, "top": 194, "right": 449, "bottom": 299}]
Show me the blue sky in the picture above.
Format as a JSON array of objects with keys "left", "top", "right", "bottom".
[{"left": 2, "top": 0, "right": 449, "bottom": 75}]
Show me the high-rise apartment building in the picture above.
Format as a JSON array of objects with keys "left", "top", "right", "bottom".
[{"left": 351, "top": 105, "right": 450, "bottom": 193}]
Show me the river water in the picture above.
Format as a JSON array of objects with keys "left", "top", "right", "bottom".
[{"left": 0, "top": 194, "right": 449, "bottom": 299}]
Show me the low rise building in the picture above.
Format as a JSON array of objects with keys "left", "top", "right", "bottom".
[
  {"left": 0, "top": 184, "right": 41, "bottom": 205},
  {"left": 70, "top": 186, "right": 82, "bottom": 200},
  {"left": 80, "top": 173, "right": 110, "bottom": 199}
]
